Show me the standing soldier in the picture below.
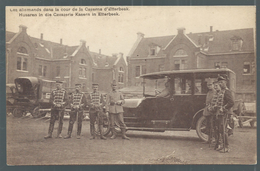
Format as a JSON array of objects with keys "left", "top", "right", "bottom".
[
  {"left": 106, "top": 80, "right": 130, "bottom": 140},
  {"left": 213, "top": 75, "right": 234, "bottom": 152},
  {"left": 202, "top": 78, "right": 215, "bottom": 144},
  {"left": 44, "top": 81, "right": 68, "bottom": 139},
  {"left": 64, "top": 83, "right": 86, "bottom": 139},
  {"left": 86, "top": 83, "right": 107, "bottom": 140}
]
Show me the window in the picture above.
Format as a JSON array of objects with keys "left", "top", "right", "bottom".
[
  {"left": 230, "top": 36, "right": 243, "bottom": 51},
  {"left": 65, "top": 66, "right": 69, "bottom": 77},
  {"left": 243, "top": 62, "right": 251, "bottom": 74},
  {"left": 150, "top": 48, "right": 156, "bottom": 56},
  {"left": 174, "top": 60, "right": 180, "bottom": 70},
  {"left": 181, "top": 60, "right": 187, "bottom": 69},
  {"left": 80, "top": 59, "right": 86, "bottom": 65},
  {"left": 119, "top": 67, "right": 124, "bottom": 72},
  {"left": 221, "top": 62, "right": 228, "bottom": 69},
  {"left": 118, "top": 73, "right": 124, "bottom": 83},
  {"left": 79, "top": 67, "right": 82, "bottom": 77},
  {"left": 135, "top": 66, "right": 141, "bottom": 77},
  {"left": 17, "top": 47, "right": 28, "bottom": 71},
  {"left": 79, "top": 67, "right": 86, "bottom": 78},
  {"left": 174, "top": 49, "right": 188, "bottom": 57},
  {"left": 43, "top": 66, "right": 47, "bottom": 77},
  {"left": 158, "top": 64, "right": 164, "bottom": 72},
  {"left": 56, "top": 66, "right": 60, "bottom": 77},
  {"left": 38, "top": 65, "right": 42, "bottom": 76},
  {"left": 214, "top": 62, "right": 220, "bottom": 69},
  {"left": 174, "top": 77, "right": 192, "bottom": 95},
  {"left": 142, "top": 65, "right": 146, "bottom": 75}
]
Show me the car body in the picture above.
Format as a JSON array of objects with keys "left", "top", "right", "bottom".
[{"left": 121, "top": 68, "right": 236, "bottom": 141}]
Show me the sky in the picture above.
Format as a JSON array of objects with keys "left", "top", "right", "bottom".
[{"left": 6, "top": 6, "right": 256, "bottom": 57}]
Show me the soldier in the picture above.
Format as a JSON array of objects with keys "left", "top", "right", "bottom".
[
  {"left": 202, "top": 78, "right": 215, "bottom": 144},
  {"left": 211, "top": 75, "right": 234, "bottom": 152},
  {"left": 106, "top": 80, "right": 130, "bottom": 140},
  {"left": 86, "top": 83, "right": 107, "bottom": 140},
  {"left": 44, "top": 80, "right": 68, "bottom": 139},
  {"left": 64, "top": 83, "right": 86, "bottom": 139}
]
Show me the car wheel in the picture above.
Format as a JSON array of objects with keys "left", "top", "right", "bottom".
[
  {"left": 12, "top": 108, "right": 24, "bottom": 117},
  {"left": 196, "top": 115, "right": 208, "bottom": 142},
  {"left": 94, "top": 114, "right": 111, "bottom": 136}
]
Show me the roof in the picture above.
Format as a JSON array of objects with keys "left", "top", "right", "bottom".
[
  {"left": 130, "top": 28, "right": 254, "bottom": 58},
  {"left": 90, "top": 52, "right": 118, "bottom": 69},
  {"left": 131, "top": 35, "right": 174, "bottom": 58},
  {"left": 140, "top": 68, "right": 235, "bottom": 79},
  {"left": 6, "top": 31, "right": 16, "bottom": 42}
]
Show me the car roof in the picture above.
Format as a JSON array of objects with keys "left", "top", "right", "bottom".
[{"left": 140, "top": 68, "right": 235, "bottom": 80}]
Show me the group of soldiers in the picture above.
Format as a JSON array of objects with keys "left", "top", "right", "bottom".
[
  {"left": 44, "top": 80, "right": 130, "bottom": 140},
  {"left": 203, "top": 74, "right": 235, "bottom": 153}
]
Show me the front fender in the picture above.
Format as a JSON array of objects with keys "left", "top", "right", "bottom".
[{"left": 191, "top": 108, "right": 205, "bottom": 129}]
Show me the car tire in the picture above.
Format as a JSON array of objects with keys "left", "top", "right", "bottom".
[
  {"left": 196, "top": 115, "right": 208, "bottom": 142},
  {"left": 32, "top": 107, "right": 46, "bottom": 118},
  {"left": 12, "top": 108, "right": 24, "bottom": 117}
]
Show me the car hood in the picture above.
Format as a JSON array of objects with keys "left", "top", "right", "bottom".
[{"left": 123, "top": 98, "right": 144, "bottom": 108}]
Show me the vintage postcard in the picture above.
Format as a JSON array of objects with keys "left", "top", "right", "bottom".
[{"left": 6, "top": 6, "right": 256, "bottom": 165}]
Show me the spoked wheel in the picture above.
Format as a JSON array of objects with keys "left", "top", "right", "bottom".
[
  {"left": 196, "top": 116, "right": 208, "bottom": 142},
  {"left": 94, "top": 113, "right": 111, "bottom": 136},
  {"left": 12, "top": 108, "right": 24, "bottom": 117},
  {"left": 32, "top": 106, "right": 46, "bottom": 118}
]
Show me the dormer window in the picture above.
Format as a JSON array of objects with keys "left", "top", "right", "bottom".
[
  {"left": 149, "top": 44, "right": 160, "bottom": 56},
  {"left": 230, "top": 35, "right": 243, "bottom": 51},
  {"left": 80, "top": 59, "right": 86, "bottom": 65}
]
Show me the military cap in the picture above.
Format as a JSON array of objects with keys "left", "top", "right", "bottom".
[
  {"left": 92, "top": 83, "right": 99, "bottom": 86},
  {"left": 75, "top": 83, "right": 81, "bottom": 86},
  {"left": 56, "top": 80, "right": 63, "bottom": 84},
  {"left": 217, "top": 74, "right": 228, "bottom": 81},
  {"left": 206, "top": 78, "right": 214, "bottom": 84}
]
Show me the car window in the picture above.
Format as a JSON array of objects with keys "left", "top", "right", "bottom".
[{"left": 174, "top": 77, "right": 192, "bottom": 95}]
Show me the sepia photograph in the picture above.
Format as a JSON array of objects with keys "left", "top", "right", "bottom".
[{"left": 5, "top": 6, "right": 256, "bottom": 165}]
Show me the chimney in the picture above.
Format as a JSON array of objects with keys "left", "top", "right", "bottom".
[
  {"left": 177, "top": 27, "right": 186, "bottom": 35},
  {"left": 80, "top": 39, "right": 86, "bottom": 46},
  {"left": 137, "top": 32, "right": 145, "bottom": 39},
  {"left": 119, "top": 52, "right": 123, "bottom": 58},
  {"left": 41, "top": 33, "right": 43, "bottom": 40},
  {"left": 99, "top": 49, "right": 101, "bottom": 54},
  {"left": 210, "top": 26, "right": 213, "bottom": 32},
  {"left": 19, "top": 25, "right": 27, "bottom": 33},
  {"left": 60, "top": 38, "right": 62, "bottom": 45}
]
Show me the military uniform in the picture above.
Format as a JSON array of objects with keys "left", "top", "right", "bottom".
[
  {"left": 86, "top": 89, "right": 107, "bottom": 140},
  {"left": 44, "top": 82, "right": 68, "bottom": 139},
  {"left": 64, "top": 86, "right": 86, "bottom": 139},
  {"left": 106, "top": 81, "right": 129, "bottom": 140},
  {"left": 211, "top": 75, "right": 234, "bottom": 152}
]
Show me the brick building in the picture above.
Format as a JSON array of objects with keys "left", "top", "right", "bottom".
[
  {"left": 127, "top": 27, "right": 256, "bottom": 102},
  {"left": 6, "top": 25, "right": 127, "bottom": 93}
]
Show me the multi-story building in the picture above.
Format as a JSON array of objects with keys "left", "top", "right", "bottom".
[
  {"left": 6, "top": 25, "right": 127, "bottom": 93},
  {"left": 127, "top": 27, "right": 256, "bottom": 102}
]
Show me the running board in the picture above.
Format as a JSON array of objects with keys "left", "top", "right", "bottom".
[{"left": 126, "top": 127, "right": 191, "bottom": 131}]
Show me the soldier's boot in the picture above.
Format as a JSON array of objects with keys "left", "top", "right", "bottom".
[
  {"left": 44, "top": 123, "right": 54, "bottom": 139},
  {"left": 89, "top": 124, "right": 95, "bottom": 140},
  {"left": 99, "top": 125, "right": 107, "bottom": 140},
  {"left": 110, "top": 128, "right": 117, "bottom": 139},
  {"left": 64, "top": 131, "right": 72, "bottom": 139},
  {"left": 77, "top": 124, "right": 82, "bottom": 139},
  {"left": 121, "top": 128, "right": 130, "bottom": 140},
  {"left": 56, "top": 123, "right": 63, "bottom": 138}
]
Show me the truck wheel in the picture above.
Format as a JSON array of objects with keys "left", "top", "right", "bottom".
[
  {"left": 12, "top": 108, "right": 24, "bottom": 117},
  {"left": 196, "top": 115, "right": 208, "bottom": 142},
  {"left": 94, "top": 114, "right": 111, "bottom": 136}
]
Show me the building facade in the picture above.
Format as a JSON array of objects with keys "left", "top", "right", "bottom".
[
  {"left": 6, "top": 25, "right": 128, "bottom": 93},
  {"left": 127, "top": 27, "right": 256, "bottom": 102}
]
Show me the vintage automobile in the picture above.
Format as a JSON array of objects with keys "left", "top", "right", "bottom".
[
  {"left": 114, "top": 68, "right": 237, "bottom": 141},
  {"left": 11, "top": 77, "right": 56, "bottom": 118}
]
